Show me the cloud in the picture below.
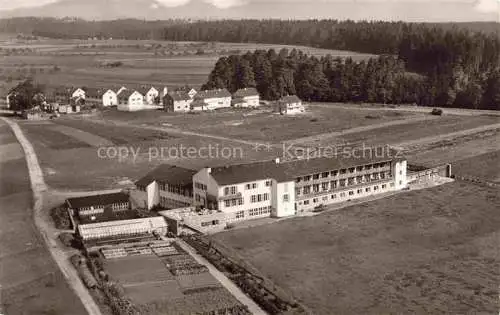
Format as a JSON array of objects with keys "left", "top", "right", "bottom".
[
  {"left": 203, "top": 0, "right": 248, "bottom": 8},
  {"left": 0, "top": 0, "right": 57, "bottom": 11},
  {"left": 473, "top": 0, "right": 499, "bottom": 13},
  {"left": 156, "top": 0, "right": 191, "bottom": 7}
]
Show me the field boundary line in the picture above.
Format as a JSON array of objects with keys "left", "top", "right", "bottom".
[{"left": 1, "top": 117, "right": 102, "bottom": 315}]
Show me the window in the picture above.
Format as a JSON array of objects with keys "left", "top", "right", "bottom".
[
  {"left": 266, "top": 180, "right": 272, "bottom": 187},
  {"left": 340, "top": 192, "right": 346, "bottom": 197},
  {"left": 231, "top": 199, "right": 237, "bottom": 206},
  {"left": 340, "top": 169, "right": 347, "bottom": 174},
  {"left": 374, "top": 186, "right": 379, "bottom": 191},
  {"left": 257, "top": 194, "right": 262, "bottom": 202},
  {"left": 365, "top": 187, "right": 371, "bottom": 192},
  {"left": 263, "top": 193, "right": 269, "bottom": 201},
  {"left": 331, "top": 194, "right": 336, "bottom": 199},
  {"left": 251, "top": 195, "right": 257, "bottom": 203},
  {"left": 380, "top": 172, "right": 386, "bottom": 179},
  {"left": 283, "top": 194, "right": 289, "bottom": 202},
  {"left": 357, "top": 189, "right": 363, "bottom": 194},
  {"left": 349, "top": 191, "right": 354, "bottom": 196},
  {"left": 399, "top": 170, "right": 403, "bottom": 175},
  {"left": 382, "top": 184, "right": 387, "bottom": 189},
  {"left": 330, "top": 181, "right": 338, "bottom": 189},
  {"left": 230, "top": 186, "right": 237, "bottom": 194},
  {"left": 295, "top": 178, "right": 301, "bottom": 183},
  {"left": 339, "top": 179, "right": 346, "bottom": 187},
  {"left": 304, "top": 175, "right": 311, "bottom": 181},
  {"left": 236, "top": 211, "right": 245, "bottom": 219},
  {"left": 356, "top": 166, "right": 364, "bottom": 172},
  {"left": 224, "top": 187, "right": 229, "bottom": 195},
  {"left": 313, "top": 174, "right": 320, "bottom": 180},
  {"left": 225, "top": 200, "right": 231, "bottom": 207},
  {"left": 399, "top": 181, "right": 403, "bottom": 185},
  {"left": 322, "top": 183, "right": 329, "bottom": 191},
  {"left": 349, "top": 168, "right": 355, "bottom": 173},
  {"left": 303, "top": 186, "right": 311, "bottom": 194},
  {"left": 348, "top": 178, "right": 355, "bottom": 185},
  {"left": 390, "top": 183, "right": 395, "bottom": 187},
  {"left": 331, "top": 170, "right": 339, "bottom": 176},
  {"left": 313, "top": 184, "right": 320, "bottom": 193},
  {"left": 313, "top": 198, "right": 318, "bottom": 203},
  {"left": 238, "top": 198, "right": 244, "bottom": 205},
  {"left": 245, "top": 184, "right": 251, "bottom": 190},
  {"left": 322, "top": 172, "right": 329, "bottom": 178},
  {"left": 252, "top": 183, "right": 258, "bottom": 189},
  {"left": 304, "top": 200, "right": 310, "bottom": 205},
  {"left": 295, "top": 188, "right": 301, "bottom": 196}
]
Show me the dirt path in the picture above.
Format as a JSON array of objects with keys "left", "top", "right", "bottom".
[
  {"left": 175, "top": 239, "right": 268, "bottom": 315},
  {"left": 1, "top": 117, "right": 102, "bottom": 315}
]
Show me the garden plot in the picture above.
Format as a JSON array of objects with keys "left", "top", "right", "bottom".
[{"left": 21, "top": 123, "right": 92, "bottom": 150}]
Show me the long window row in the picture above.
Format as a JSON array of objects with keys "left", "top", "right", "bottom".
[
  {"left": 251, "top": 193, "right": 269, "bottom": 203},
  {"left": 223, "top": 186, "right": 237, "bottom": 196},
  {"left": 249, "top": 206, "right": 272, "bottom": 217},
  {"left": 295, "top": 163, "right": 390, "bottom": 183},
  {"left": 160, "top": 196, "right": 191, "bottom": 209},
  {"left": 296, "top": 172, "right": 391, "bottom": 196},
  {"left": 299, "top": 183, "right": 394, "bottom": 206},
  {"left": 194, "top": 182, "right": 207, "bottom": 191},
  {"left": 111, "top": 202, "right": 129, "bottom": 211},
  {"left": 160, "top": 182, "right": 193, "bottom": 197},
  {"left": 224, "top": 198, "right": 244, "bottom": 208}
]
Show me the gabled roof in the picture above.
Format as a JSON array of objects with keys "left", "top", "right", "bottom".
[
  {"left": 166, "top": 91, "right": 191, "bottom": 101},
  {"left": 67, "top": 192, "right": 129, "bottom": 209},
  {"left": 84, "top": 87, "right": 106, "bottom": 99},
  {"left": 233, "top": 87, "right": 259, "bottom": 98},
  {"left": 195, "top": 89, "right": 231, "bottom": 100},
  {"left": 136, "top": 164, "right": 197, "bottom": 188},
  {"left": 210, "top": 147, "right": 403, "bottom": 185},
  {"left": 280, "top": 95, "right": 301, "bottom": 103},
  {"left": 118, "top": 90, "right": 142, "bottom": 100}
]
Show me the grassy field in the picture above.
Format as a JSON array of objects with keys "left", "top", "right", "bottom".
[
  {"left": 451, "top": 151, "right": 500, "bottom": 182},
  {"left": 0, "top": 38, "right": 375, "bottom": 89},
  {"left": 94, "top": 106, "right": 419, "bottom": 142},
  {"left": 214, "top": 181, "right": 500, "bottom": 315},
  {"left": 0, "top": 122, "right": 87, "bottom": 315}
]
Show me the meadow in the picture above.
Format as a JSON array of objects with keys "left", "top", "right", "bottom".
[{"left": 214, "top": 181, "right": 500, "bottom": 315}]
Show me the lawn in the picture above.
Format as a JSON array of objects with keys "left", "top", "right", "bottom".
[
  {"left": 214, "top": 181, "right": 500, "bottom": 315},
  {"left": 451, "top": 151, "right": 500, "bottom": 182},
  {"left": 98, "top": 106, "right": 419, "bottom": 142}
]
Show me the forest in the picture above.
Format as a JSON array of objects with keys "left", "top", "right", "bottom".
[{"left": 202, "top": 49, "right": 500, "bottom": 109}]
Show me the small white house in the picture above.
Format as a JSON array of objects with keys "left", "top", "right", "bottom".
[
  {"left": 232, "top": 88, "right": 260, "bottom": 108},
  {"left": 193, "top": 89, "right": 231, "bottom": 110},
  {"left": 276, "top": 95, "right": 304, "bottom": 115},
  {"left": 102, "top": 89, "right": 118, "bottom": 106},
  {"left": 164, "top": 91, "right": 193, "bottom": 112},
  {"left": 117, "top": 90, "right": 145, "bottom": 112},
  {"left": 72, "top": 88, "right": 86, "bottom": 100}
]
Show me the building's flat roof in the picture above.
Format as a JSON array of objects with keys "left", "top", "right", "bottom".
[
  {"left": 136, "top": 164, "right": 197, "bottom": 188},
  {"left": 210, "top": 147, "right": 404, "bottom": 185},
  {"left": 67, "top": 192, "right": 129, "bottom": 209}
]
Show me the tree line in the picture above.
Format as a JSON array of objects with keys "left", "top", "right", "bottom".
[{"left": 203, "top": 49, "right": 500, "bottom": 110}]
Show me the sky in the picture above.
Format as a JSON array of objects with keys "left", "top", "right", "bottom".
[{"left": 0, "top": 0, "right": 498, "bottom": 21}]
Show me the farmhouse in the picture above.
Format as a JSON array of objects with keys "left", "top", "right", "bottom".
[
  {"left": 163, "top": 91, "right": 193, "bottom": 112},
  {"left": 276, "top": 95, "right": 304, "bottom": 114},
  {"left": 84, "top": 87, "right": 106, "bottom": 106},
  {"left": 117, "top": 90, "right": 145, "bottom": 111},
  {"left": 131, "top": 164, "right": 196, "bottom": 210},
  {"left": 71, "top": 87, "right": 86, "bottom": 100},
  {"left": 232, "top": 88, "right": 260, "bottom": 108},
  {"left": 192, "top": 89, "right": 231, "bottom": 111}
]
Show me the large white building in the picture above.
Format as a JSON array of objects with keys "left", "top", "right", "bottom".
[
  {"left": 133, "top": 148, "right": 408, "bottom": 230},
  {"left": 131, "top": 165, "right": 197, "bottom": 210},
  {"left": 276, "top": 95, "right": 304, "bottom": 114},
  {"left": 117, "top": 90, "right": 145, "bottom": 112}
]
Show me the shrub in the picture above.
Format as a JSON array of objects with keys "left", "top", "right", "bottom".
[
  {"left": 50, "top": 205, "right": 71, "bottom": 229},
  {"left": 431, "top": 108, "right": 443, "bottom": 116}
]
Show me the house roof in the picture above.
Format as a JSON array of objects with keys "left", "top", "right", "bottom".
[
  {"left": 166, "top": 91, "right": 191, "bottom": 101},
  {"left": 84, "top": 87, "right": 107, "bottom": 99},
  {"left": 195, "top": 89, "right": 231, "bottom": 100},
  {"left": 136, "top": 164, "right": 197, "bottom": 188},
  {"left": 67, "top": 192, "right": 129, "bottom": 209},
  {"left": 118, "top": 89, "right": 142, "bottom": 100},
  {"left": 233, "top": 87, "right": 259, "bottom": 98},
  {"left": 280, "top": 95, "right": 301, "bottom": 103},
  {"left": 210, "top": 147, "right": 403, "bottom": 185}
]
